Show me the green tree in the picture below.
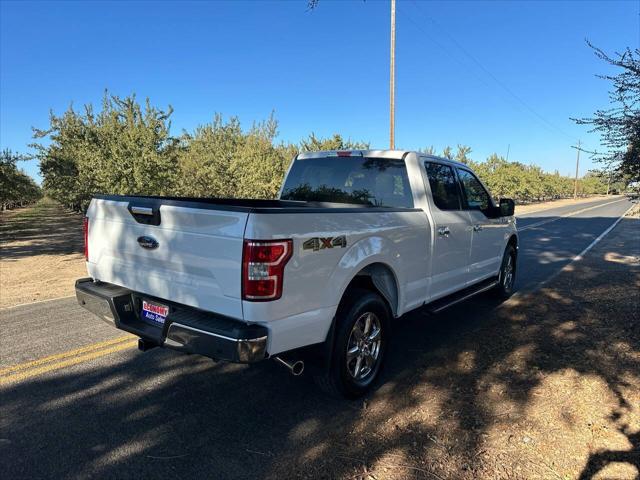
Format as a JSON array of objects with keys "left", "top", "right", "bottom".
[
  {"left": 299, "top": 133, "right": 369, "bottom": 151},
  {"left": 573, "top": 43, "right": 639, "bottom": 181},
  {"left": 455, "top": 144, "right": 473, "bottom": 165},
  {"left": 422, "top": 145, "right": 436, "bottom": 155},
  {"left": 33, "top": 92, "right": 178, "bottom": 211},
  {"left": 0, "top": 149, "right": 41, "bottom": 210}
]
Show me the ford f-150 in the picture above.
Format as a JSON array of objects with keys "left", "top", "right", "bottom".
[{"left": 76, "top": 150, "right": 517, "bottom": 397}]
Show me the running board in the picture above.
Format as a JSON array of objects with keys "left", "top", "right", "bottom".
[{"left": 427, "top": 277, "right": 499, "bottom": 314}]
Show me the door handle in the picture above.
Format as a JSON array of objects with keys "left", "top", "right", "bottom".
[
  {"left": 473, "top": 224, "right": 483, "bottom": 232},
  {"left": 130, "top": 206, "right": 154, "bottom": 216},
  {"left": 438, "top": 226, "right": 450, "bottom": 237}
]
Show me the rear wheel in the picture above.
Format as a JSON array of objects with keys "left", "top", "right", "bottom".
[
  {"left": 315, "top": 289, "right": 390, "bottom": 398},
  {"left": 494, "top": 245, "right": 517, "bottom": 299}
]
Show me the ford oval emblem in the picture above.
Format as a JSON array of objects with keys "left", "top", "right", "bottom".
[{"left": 137, "top": 236, "right": 159, "bottom": 249}]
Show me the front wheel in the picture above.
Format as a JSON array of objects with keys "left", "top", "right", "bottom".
[
  {"left": 494, "top": 245, "right": 517, "bottom": 299},
  {"left": 314, "top": 289, "right": 390, "bottom": 399}
]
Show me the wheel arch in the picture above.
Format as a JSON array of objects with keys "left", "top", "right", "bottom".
[{"left": 338, "top": 262, "right": 400, "bottom": 319}]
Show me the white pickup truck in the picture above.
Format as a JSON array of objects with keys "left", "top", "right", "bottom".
[{"left": 76, "top": 150, "right": 517, "bottom": 397}]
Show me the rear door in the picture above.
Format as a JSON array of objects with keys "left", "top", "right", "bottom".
[
  {"left": 86, "top": 197, "right": 248, "bottom": 319},
  {"left": 424, "top": 162, "right": 473, "bottom": 299},
  {"left": 456, "top": 168, "right": 507, "bottom": 284}
]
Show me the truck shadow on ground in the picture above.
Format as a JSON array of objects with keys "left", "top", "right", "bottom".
[{"left": 1, "top": 216, "right": 638, "bottom": 479}]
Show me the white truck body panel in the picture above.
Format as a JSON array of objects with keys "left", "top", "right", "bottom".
[
  {"left": 243, "top": 209, "right": 430, "bottom": 353},
  {"left": 86, "top": 199, "right": 248, "bottom": 319}
]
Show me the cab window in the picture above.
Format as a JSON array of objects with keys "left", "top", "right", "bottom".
[
  {"left": 281, "top": 157, "right": 414, "bottom": 208},
  {"left": 457, "top": 169, "right": 491, "bottom": 212},
  {"left": 425, "top": 162, "right": 462, "bottom": 210}
]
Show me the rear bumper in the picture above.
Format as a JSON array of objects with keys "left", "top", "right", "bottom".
[{"left": 75, "top": 278, "right": 268, "bottom": 363}]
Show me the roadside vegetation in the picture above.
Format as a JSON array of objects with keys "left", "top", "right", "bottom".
[
  {"left": 0, "top": 150, "right": 41, "bottom": 211},
  {"left": 574, "top": 43, "right": 640, "bottom": 181},
  {"left": 30, "top": 43, "right": 637, "bottom": 213},
  {"left": 32, "top": 93, "right": 619, "bottom": 213}
]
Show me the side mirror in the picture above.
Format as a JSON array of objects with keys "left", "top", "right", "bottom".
[{"left": 499, "top": 198, "right": 515, "bottom": 217}]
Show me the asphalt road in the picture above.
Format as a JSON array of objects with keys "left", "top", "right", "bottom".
[{"left": 0, "top": 195, "right": 635, "bottom": 479}]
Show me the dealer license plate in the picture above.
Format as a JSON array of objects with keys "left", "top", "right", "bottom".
[{"left": 141, "top": 300, "right": 169, "bottom": 326}]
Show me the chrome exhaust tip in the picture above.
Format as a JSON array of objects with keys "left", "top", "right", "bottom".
[{"left": 274, "top": 356, "right": 304, "bottom": 376}]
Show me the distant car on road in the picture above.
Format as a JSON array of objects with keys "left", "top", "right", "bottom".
[{"left": 76, "top": 150, "right": 518, "bottom": 397}]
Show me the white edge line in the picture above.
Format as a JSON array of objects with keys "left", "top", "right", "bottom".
[
  {"left": 506, "top": 202, "right": 636, "bottom": 304},
  {"left": 570, "top": 203, "right": 636, "bottom": 263},
  {"left": 516, "top": 196, "right": 612, "bottom": 216},
  {"left": 0, "top": 295, "right": 76, "bottom": 311}
]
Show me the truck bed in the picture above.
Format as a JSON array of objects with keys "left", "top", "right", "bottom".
[{"left": 93, "top": 194, "right": 418, "bottom": 213}]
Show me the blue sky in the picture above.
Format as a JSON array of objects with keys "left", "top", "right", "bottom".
[{"left": 1, "top": 0, "right": 638, "bottom": 183}]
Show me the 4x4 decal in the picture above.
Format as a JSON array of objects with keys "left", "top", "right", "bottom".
[{"left": 302, "top": 235, "right": 347, "bottom": 252}]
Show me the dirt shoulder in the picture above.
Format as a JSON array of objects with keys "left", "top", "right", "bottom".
[
  {"left": 268, "top": 216, "right": 639, "bottom": 480},
  {"left": 0, "top": 198, "right": 86, "bottom": 308},
  {"left": 515, "top": 195, "right": 611, "bottom": 215}
]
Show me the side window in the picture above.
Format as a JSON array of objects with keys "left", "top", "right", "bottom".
[
  {"left": 457, "top": 169, "right": 491, "bottom": 212},
  {"left": 425, "top": 162, "right": 462, "bottom": 210}
]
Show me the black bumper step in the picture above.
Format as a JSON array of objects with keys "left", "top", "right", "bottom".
[{"left": 75, "top": 278, "right": 268, "bottom": 363}]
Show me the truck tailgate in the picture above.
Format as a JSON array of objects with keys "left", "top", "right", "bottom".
[{"left": 86, "top": 198, "right": 248, "bottom": 319}]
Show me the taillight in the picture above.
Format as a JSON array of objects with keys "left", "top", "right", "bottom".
[
  {"left": 242, "top": 239, "right": 292, "bottom": 301},
  {"left": 83, "top": 217, "right": 89, "bottom": 261}
]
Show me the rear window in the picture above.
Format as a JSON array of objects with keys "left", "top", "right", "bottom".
[{"left": 281, "top": 157, "right": 414, "bottom": 208}]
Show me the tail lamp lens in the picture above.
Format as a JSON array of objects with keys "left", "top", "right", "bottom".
[
  {"left": 242, "top": 239, "right": 292, "bottom": 301},
  {"left": 83, "top": 217, "right": 89, "bottom": 261}
]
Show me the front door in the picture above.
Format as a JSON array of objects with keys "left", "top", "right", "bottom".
[
  {"left": 456, "top": 168, "right": 508, "bottom": 285},
  {"left": 424, "top": 162, "right": 473, "bottom": 300}
]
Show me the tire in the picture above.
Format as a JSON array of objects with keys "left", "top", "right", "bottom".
[
  {"left": 494, "top": 245, "right": 517, "bottom": 299},
  {"left": 314, "top": 289, "right": 390, "bottom": 399}
]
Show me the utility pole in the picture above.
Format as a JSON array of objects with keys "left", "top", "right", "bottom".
[
  {"left": 506, "top": 144, "right": 510, "bottom": 161},
  {"left": 573, "top": 140, "right": 581, "bottom": 200},
  {"left": 389, "top": 0, "right": 396, "bottom": 149}
]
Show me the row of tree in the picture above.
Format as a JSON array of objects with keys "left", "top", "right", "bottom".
[
  {"left": 32, "top": 93, "right": 616, "bottom": 212},
  {"left": 31, "top": 94, "right": 366, "bottom": 211},
  {"left": 0, "top": 150, "right": 41, "bottom": 211},
  {"left": 424, "top": 144, "right": 621, "bottom": 201}
]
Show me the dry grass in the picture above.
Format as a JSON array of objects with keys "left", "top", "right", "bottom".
[
  {"left": 625, "top": 201, "right": 640, "bottom": 218},
  {"left": 0, "top": 198, "right": 86, "bottom": 308}
]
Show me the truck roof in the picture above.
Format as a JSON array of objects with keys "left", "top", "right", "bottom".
[{"left": 296, "top": 149, "right": 469, "bottom": 168}]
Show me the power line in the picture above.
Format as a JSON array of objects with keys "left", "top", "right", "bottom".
[{"left": 405, "top": 0, "right": 583, "bottom": 145}]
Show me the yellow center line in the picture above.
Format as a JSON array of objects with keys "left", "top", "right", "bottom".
[
  {"left": 0, "top": 335, "right": 137, "bottom": 379},
  {"left": 0, "top": 339, "right": 138, "bottom": 385}
]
